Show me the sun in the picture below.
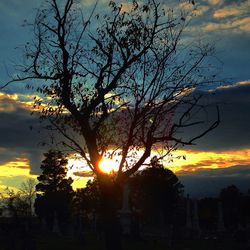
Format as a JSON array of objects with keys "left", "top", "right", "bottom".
[{"left": 98, "top": 158, "right": 118, "bottom": 174}]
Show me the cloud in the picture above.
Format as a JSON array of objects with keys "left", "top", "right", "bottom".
[
  {"left": 181, "top": 81, "right": 250, "bottom": 151},
  {"left": 1, "top": 78, "right": 250, "bottom": 173},
  {"left": 0, "top": 91, "right": 42, "bottom": 112},
  {"left": 178, "top": 165, "right": 250, "bottom": 198},
  {"left": 0, "top": 92, "right": 48, "bottom": 174},
  {"left": 194, "top": 165, "right": 250, "bottom": 177},
  {"left": 207, "top": 0, "right": 224, "bottom": 5},
  {"left": 165, "top": 148, "right": 250, "bottom": 175},
  {"left": 0, "top": 157, "right": 29, "bottom": 169},
  {"left": 203, "top": 17, "right": 250, "bottom": 32},
  {"left": 199, "top": 1, "right": 250, "bottom": 33},
  {"left": 80, "top": 0, "right": 107, "bottom": 7},
  {"left": 195, "top": 5, "right": 210, "bottom": 16},
  {"left": 176, "top": 150, "right": 250, "bottom": 173},
  {"left": 213, "top": 8, "right": 241, "bottom": 18},
  {"left": 213, "top": 0, "right": 250, "bottom": 18},
  {"left": 214, "top": 80, "right": 250, "bottom": 90},
  {"left": 238, "top": 80, "right": 250, "bottom": 85},
  {"left": 73, "top": 171, "right": 94, "bottom": 178}
]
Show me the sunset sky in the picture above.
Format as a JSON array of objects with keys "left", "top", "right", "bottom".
[{"left": 0, "top": 0, "right": 250, "bottom": 197}]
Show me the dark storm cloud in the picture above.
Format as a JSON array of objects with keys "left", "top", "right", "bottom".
[
  {"left": 182, "top": 82, "right": 250, "bottom": 151},
  {"left": 195, "top": 165, "right": 250, "bottom": 177},
  {"left": 1, "top": 79, "right": 249, "bottom": 174},
  {"left": 179, "top": 165, "right": 250, "bottom": 198},
  {"left": 0, "top": 95, "right": 46, "bottom": 173}
]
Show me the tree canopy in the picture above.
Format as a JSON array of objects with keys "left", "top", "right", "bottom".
[{"left": 130, "top": 158, "right": 183, "bottom": 225}]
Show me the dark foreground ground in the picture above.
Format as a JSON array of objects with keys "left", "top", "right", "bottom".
[{"left": 0, "top": 231, "right": 247, "bottom": 250}]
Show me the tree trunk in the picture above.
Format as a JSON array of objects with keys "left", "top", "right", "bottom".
[{"left": 98, "top": 176, "right": 123, "bottom": 250}]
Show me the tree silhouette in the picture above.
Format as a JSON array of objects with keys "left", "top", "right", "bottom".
[
  {"left": 2, "top": 1, "right": 220, "bottom": 248},
  {"left": 2, "top": 0, "right": 219, "bottom": 179},
  {"left": 35, "top": 150, "right": 73, "bottom": 232},
  {"left": 73, "top": 179, "right": 101, "bottom": 216},
  {"left": 130, "top": 158, "right": 183, "bottom": 226}
]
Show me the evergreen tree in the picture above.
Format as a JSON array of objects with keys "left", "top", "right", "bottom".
[
  {"left": 130, "top": 158, "right": 184, "bottom": 226},
  {"left": 35, "top": 150, "right": 73, "bottom": 232}
]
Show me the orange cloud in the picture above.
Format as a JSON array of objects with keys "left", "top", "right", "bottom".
[
  {"left": 203, "top": 17, "right": 250, "bottom": 32},
  {"left": 164, "top": 149, "right": 250, "bottom": 174},
  {"left": 239, "top": 80, "right": 250, "bottom": 86},
  {"left": 0, "top": 91, "right": 55, "bottom": 113},
  {"left": 3, "top": 158, "right": 29, "bottom": 169},
  {"left": 214, "top": 8, "right": 241, "bottom": 18},
  {"left": 208, "top": 0, "right": 224, "bottom": 5},
  {"left": 1, "top": 148, "right": 250, "bottom": 190},
  {"left": 177, "top": 2, "right": 208, "bottom": 17},
  {"left": 211, "top": 80, "right": 250, "bottom": 91},
  {"left": 213, "top": 1, "right": 250, "bottom": 19},
  {"left": 0, "top": 157, "right": 30, "bottom": 176},
  {"left": 0, "top": 155, "right": 89, "bottom": 191},
  {"left": 233, "top": 17, "right": 250, "bottom": 32}
]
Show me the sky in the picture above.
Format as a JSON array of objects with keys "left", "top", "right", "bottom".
[{"left": 0, "top": 0, "right": 250, "bottom": 197}]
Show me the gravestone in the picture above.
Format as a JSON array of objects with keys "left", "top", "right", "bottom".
[
  {"left": 192, "top": 199, "right": 200, "bottom": 238},
  {"left": 119, "top": 183, "right": 131, "bottom": 235},
  {"left": 218, "top": 201, "right": 225, "bottom": 232},
  {"left": 185, "top": 195, "right": 192, "bottom": 239},
  {"left": 186, "top": 195, "right": 192, "bottom": 230},
  {"left": 52, "top": 212, "right": 60, "bottom": 234}
]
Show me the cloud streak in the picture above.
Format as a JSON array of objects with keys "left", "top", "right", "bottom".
[
  {"left": 179, "top": 164, "right": 250, "bottom": 197},
  {"left": 207, "top": 0, "right": 224, "bottom": 5},
  {"left": 183, "top": 81, "right": 250, "bottom": 151},
  {"left": 213, "top": 0, "right": 250, "bottom": 18},
  {"left": 203, "top": 17, "right": 250, "bottom": 32}
]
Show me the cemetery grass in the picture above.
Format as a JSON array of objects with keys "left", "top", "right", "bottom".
[
  {"left": 34, "top": 232, "right": 172, "bottom": 250},
  {"left": 30, "top": 233, "right": 232, "bottom": 250}
]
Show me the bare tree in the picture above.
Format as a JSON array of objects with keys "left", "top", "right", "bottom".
[
  {"left": 3, "top": 0, "right": 219, "bottom": 178},
  {"left": 19, "top": 179, "right": 37, "bottom": 217},
  {"left": 0, "top": 180, "right": 36, "bottom": 218},
  {"left": 2, "top": 0, "right": 220, "bottom": 248}
]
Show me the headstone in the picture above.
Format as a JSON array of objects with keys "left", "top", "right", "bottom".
[
  {"left": 41, "top": 217, "right": 47, "bottom": 231},
  {"left": 192, "top": 200, "right": 200, "bottom": 230},
  {"left": 192, "top": 199, "right": 200, "bottom": 237},
  {"left": 52, "top": 212, "right": 60, "bottom": 234},
  {"left": 79, "top": 213, "right": 84, "bottom": 234},
  {"left": 218, "top": 201, "right": 225, "bottom": 232},
  {"left": 119, "top": 183, "right": 131, "bottom": 235},
  {"left": 186, "top": 195, "right": 192, "bottom": 230}
]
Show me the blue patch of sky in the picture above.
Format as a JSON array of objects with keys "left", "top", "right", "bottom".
[{"left": 1, "top": 0, "right": 250, "bottom": 96}]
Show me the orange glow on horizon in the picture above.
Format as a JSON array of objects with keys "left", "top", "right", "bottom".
[
  {"left": 164, "top": 148, "right": 250, "bottom": 174},
  {"left": 1, "top": 149, "right": 250, "bottom": 190}
]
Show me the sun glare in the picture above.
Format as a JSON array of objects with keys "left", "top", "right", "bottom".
[{"left": 98, "top": 158, "right": 118, "bottom": 174}]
